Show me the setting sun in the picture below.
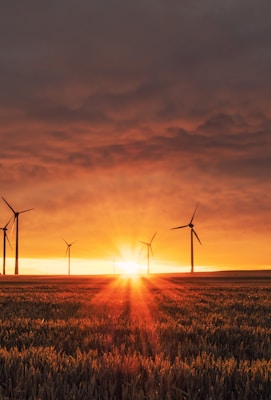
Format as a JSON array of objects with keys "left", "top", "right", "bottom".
[{"left": 116, "top": 260, "right": 140, "bottom": 275}]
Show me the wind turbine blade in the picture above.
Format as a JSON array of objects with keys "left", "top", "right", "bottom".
[
  {"left": 70, "top": 240, "right": 77, "bottom": 246},
  {"left": 19, "top": 208, "right": 34, "bottom": 214},
  {"left": 6, "top": 234, "right": 13, "bottom": 250},
  {"left": 4, "top": 218, "right": 12, "bottom": 229},
  {"left": 138, "top": 245, "right": 144, "bottom": 256},
  {"left": 65, "top": 247, "right": 69, "bottom": 257},
  {"left": 150, "top": 245, "right": 154, "bottom": 258},
  {"left": 170, "top": 224, "right": 189, "bottom": 230},
  {"left": 2, "top": 197, "right": 16, "bottom": 214},
  {"left": 139, "top": 241, "right": 148, "bottom": 246},
  {"left": 62, "top": 238, "right": 69, "bottom": 246},
  {"left": 190, "top": 203, "right": 199, "bottom": 224},
  {"left": 150, "top": 232, "right": 157, "bottom": 244},
  {"left": 193, "top": 229, "right": 202, "bottom": 245},
  {"left": 10, "top": 217, "right": 16, "bottom": 236}
]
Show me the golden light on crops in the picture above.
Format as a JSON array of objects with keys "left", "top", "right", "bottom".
[{"left": 1, "top": 273, "right": 271, "bottom": 399}]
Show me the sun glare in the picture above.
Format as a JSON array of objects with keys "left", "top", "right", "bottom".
[{"left": 117, "top": 260, "right": 140, "bottom": 275}]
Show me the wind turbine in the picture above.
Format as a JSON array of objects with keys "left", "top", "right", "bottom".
[
  {"left": 171, "top": 203, "right": 201, "bottom": 273},
  {"left": 2, "top": 197, "right": 34, "bottom": 275},
  {"left": 63, "top": 239, "right": 76, "bottom": 275},
  {"left": 139, "top": 232, "right": 157, "bottom": 274},
  {"left": 0, "top": 219, "right": 12, "bottom": 275}
]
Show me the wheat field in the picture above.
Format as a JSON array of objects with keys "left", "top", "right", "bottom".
[{"left": 0, "top": 272, "right": 270, "bottom": 399}]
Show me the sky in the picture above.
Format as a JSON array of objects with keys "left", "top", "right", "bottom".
[{"left": 0, "top": 1, "right": 270, "bottom": 274}]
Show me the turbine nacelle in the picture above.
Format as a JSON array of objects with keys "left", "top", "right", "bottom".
[
  {"left": 63, "top": 238, "right": 77, "bottom": 249},
  {"left": 2, "top": 197, "right": 34, "bottom": 217},
  {"left": 0, "top": 219, "right": 11, "bottom": 232}
]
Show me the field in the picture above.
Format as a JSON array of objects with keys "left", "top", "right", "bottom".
[{"left": 0, "top": 271, "right": 271, "bottom": 400}]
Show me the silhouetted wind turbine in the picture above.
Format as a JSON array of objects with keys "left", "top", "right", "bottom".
[
  {"left": 171, "top": 203, "right": 201, "bottom": 273},
  {"left": 2, "top": 197, "right": 34, "bottom": 275},
  {"left": 139, "top": 232, "right": 157, "bottom": 274},
  {"left": 0, "top": 219, "right": 12, "bottom": 275},
  {"left": 63, "top": 239, "right": 76, "bottom": 275}
]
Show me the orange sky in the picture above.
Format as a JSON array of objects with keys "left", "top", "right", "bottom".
[{"left": 0, "top": 2, "right": 270, "bottom": 274}]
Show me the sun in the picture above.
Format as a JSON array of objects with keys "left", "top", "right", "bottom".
[{"left": 116, "top": 260, "right": 140, "bottom": 275}]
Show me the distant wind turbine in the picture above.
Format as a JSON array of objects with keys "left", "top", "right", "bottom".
[
  {"left": 139, "top": 232, "right": 157, "bottom": 274},
  {"left": 2, "top": 197, "right": 34, "bottom": 275},
  {"left": 0, "top": 219, "right": 12, "bottom": 275},
  {"left": 171, "top": 203, "right": 201, "bottom": 273},
  {"left": 63, "top": 239, "right": 77, "bottom": 275}
]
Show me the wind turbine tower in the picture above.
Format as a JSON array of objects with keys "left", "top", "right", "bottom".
[
  {"left": 0, "top": 220, "right": 11, "bottom": 275},
  {"left": 171, "top": 203, "right": 202, "bottom": 273},
  {"left": 2, "top": 197, "right": 34, "bottom": 275},
  {"left": 63, "top": 239, "right": 76, "bottom": 275},
  {"left": 139, "top": 232, "right": 157, "bottom": 274}
]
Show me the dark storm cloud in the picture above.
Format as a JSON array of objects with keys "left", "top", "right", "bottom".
[
  {"left": 64, "top": 115, "right": 271, "bottom": 183},
  {"left": 1, "top": 0, "right": 271, "bottom": 115},
  {"left": 0, "top": 113, "right": 270, "bottom": 189},
  {"left": 1, "top": 0, "right": 271, "bottom": 187}
]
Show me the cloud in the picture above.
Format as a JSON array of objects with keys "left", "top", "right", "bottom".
[{"left": 0, "top": 108, "right": 270, "bottom": 188}]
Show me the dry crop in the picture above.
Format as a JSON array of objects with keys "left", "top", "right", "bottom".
[{"left": 0, "top": 273, "right": 270, "bottom": 399}]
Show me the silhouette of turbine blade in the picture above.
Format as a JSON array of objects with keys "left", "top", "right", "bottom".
[
  {"left": 4, "top": 218, "right": 12, "bottom": 229},
  {"left": 192, "top": 229, "right": 202, "bottom": 245},
  {"left": 19, "top": 208, "right": 34, "bottom": 214},
  {"left": 6, "top": 234, "right": 13, "bottom": 250},
  {"left": 190, "top": 203, "right": 199, "bottom": 224},
  {"left": 170, "top": 224, "right": 189, "bottom": 230},
  {"left": 139, "top": 241, "right": 148, "bottom": 246},
  {"left": 2, "top": 197, "right": 16, "bottom": 214},
  {"left": 62, "top": 238, "right": 69, "bottom": 246},
  {"left": 150, "top": 232, "right": 157, "bottom": 243},
  {"left": 10, "top": 217, "right": 16, "bottom": 236},
  {"left": 150, "top": 245, "right": 154, "bottom": 257},
  {"left": 138, "top": 245, "right": 144, "bottom": 256}
]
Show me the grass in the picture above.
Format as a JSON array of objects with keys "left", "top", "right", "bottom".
[{"left": 0, "top": 271, "right": 270, "bottom": 399}]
